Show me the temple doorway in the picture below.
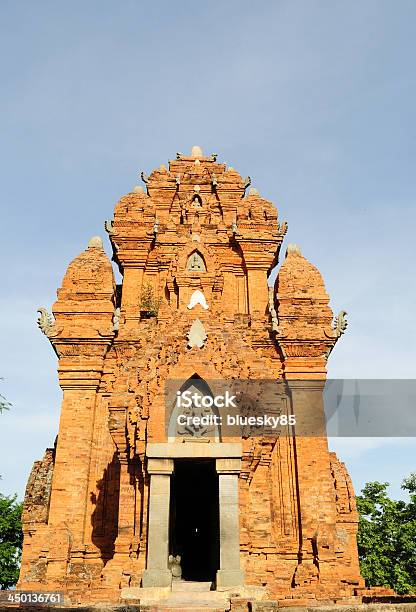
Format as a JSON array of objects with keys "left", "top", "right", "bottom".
[{"left": 169, "top": 459, "right": 220, "bottom": 582}]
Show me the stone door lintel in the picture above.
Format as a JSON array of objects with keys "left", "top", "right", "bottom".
[
  {"left": 146, "top": 442, "right": 242, "bottom": 460},
  {"left": 147, "top": 458, "right": 174, "bottom": 475},
  {"left": 216, "top": 458, "right": 241, "bottom": 474}
]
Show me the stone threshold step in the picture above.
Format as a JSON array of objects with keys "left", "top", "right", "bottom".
[
  {"left": 172, "top": 581, "right": 213, "bottom": 592},
  {"left": 141, "top": 598, "right": 229, "bottom": 607},
  {"left": 164, "top": 593, "right": 227, "bottom": 601}
]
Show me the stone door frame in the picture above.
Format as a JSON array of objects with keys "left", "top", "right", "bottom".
[{"left": 141, "top": 442, "right": 245, "bottom": 589}]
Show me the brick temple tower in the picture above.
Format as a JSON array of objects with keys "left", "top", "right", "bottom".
[{"left": 19, "top": 147, "right": 363, "bottom": 607}]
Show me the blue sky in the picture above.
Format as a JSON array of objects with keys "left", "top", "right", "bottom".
[{"left": 0, "top": 0, "right": 415, "bottom": 502}]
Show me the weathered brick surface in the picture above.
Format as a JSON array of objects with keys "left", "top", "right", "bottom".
[
  {"left": 22, "top": 448, "right": 55, "bottom": 525},
  {"left": 18, "top": 149, "right": 363, "bottom": 605}
]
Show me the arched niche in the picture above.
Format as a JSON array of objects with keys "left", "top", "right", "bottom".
[
  {"left": 186, "top": 250, "right": 206, "bottom": 272},
  {"left": 167, "top": 375, "right": 221, "bottom": 442},
  {"left": 191, "top": 194, "right": 203, "bottom": 208}
]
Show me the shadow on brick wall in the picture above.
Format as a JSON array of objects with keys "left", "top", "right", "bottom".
[{"left": 90, "top": 453, "right": 120, "bottom": 564}]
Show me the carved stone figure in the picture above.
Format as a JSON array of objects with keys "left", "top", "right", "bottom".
[
  {"left": 112, "top": 308, "right": 121, "bottom": 332},
  {"left": 168, "top": 555, "right": 182, "bottom": 580},
  {"left": 187, "top": 251, "right": 206, "bottom": 272},
  {"left": 192, "top": 195, "right": 202, "bottom": 209},
  {"left": 175, "top": 384, "right": 217, "bottom": 439}
]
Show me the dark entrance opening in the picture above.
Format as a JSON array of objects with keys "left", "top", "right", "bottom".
[{"left": 170, "top": 459, "right": 220, "bottom": 582}]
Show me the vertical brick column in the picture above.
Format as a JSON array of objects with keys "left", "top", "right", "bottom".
[
  {"left": 45, "top": 354, "right": 107, "bottom": 580},
  {"left": 216, "top": 458, "right": 245, "bottom": 588},
  {"left": 121, "top": 267, "right": 143, "bottom": 329},
  {"left": 141, "top": 458, "right": 173, "bottom": 587},
  {"left": 47, "top": 351, "right": 107, "bottom": 543},
  {"left": 287, "top": 380, "right": 337, "bottom": 550},
  {"left": 108, "top": 400, "right": 136, "bottom": 553},
  {"left": 101, "top": 450, "right": 138, "bottom": 586},
  {"left": 236, "top": 239, "right": 279, "bottom": 316}
]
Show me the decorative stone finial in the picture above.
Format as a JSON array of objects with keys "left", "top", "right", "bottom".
[
  {"left": 325, "top": 310, "right": 348, "bottom": 358},
  {"left": 187, "top": 290, "right": 209, "bottom": 310},
  {"left": 37, "top": 308, "right": 56, "bottom": 337},
  {"left": 193, "top": 185, "right": 201, "bottom": 193},
  {"left": 278, "top": 221, "right": 288, "bottom": 236},
  {"left": 191, "top": 145, "right": 203, "bottom": 158},
  {"left": 187, "top": 319, "right": 207, "bottom": 349},
  {"left": 159, "top": 164, "right": 167, "bottom": 171},
  {"left": 244, "top": 176, "right": 251, "bottom": 190},
  {"left": 104, "top": 220, "right": 113, "bottom": 234},
  {"left": 133, "top": 185, "right": 144, "bottom": 193},
  {"left": 286, "top": 243, "right": 301, "bottom": 256},
  {"left": 88, "top": 236, "right": 103, "bottom": 249},
  {"left": 248, "top": 187, "right": 259, "bottom": 196},
  {"left": 332, "top": 310, "right": 348, "bottom": 337}
]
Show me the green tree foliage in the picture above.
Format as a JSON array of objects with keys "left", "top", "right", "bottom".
[
  {"left": 0, "top": 385, "right": 22, "bottom": 589},
  {"left": 0, "top": 494, "right": 23, "bottom": 589},
  {"left": 357, "top": 474, "right": 416, "bottom": 594}
]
